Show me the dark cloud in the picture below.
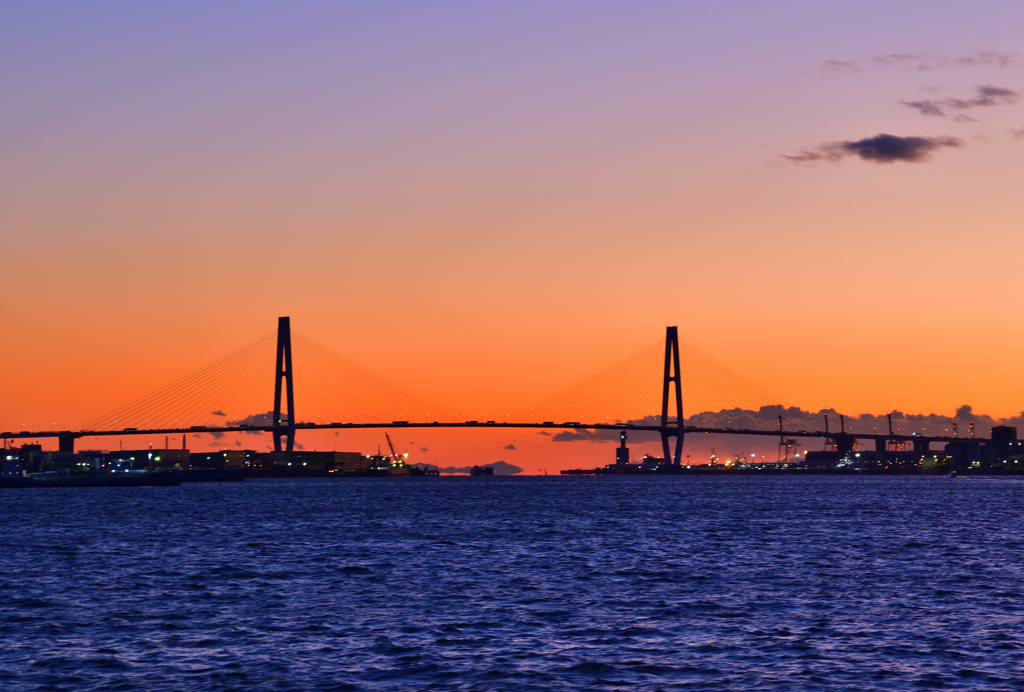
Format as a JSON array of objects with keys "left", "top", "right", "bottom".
[
  {"left": 872, "top": 51, "right": 1021, "bottom": 71},
  {"left": 547, "top": 404, "right": 1016, "bottom": 444},
  {"left": 1011, "top": 126, "right": 1024, "bottom": 140},
  {"left": 844, "top": 135, "right": 963, "bottom": 162},
  {"left": 786, "top": 133, "right": 963, "bottom": 164},
  {"left": 503, "top": 443, "right": 517, "bottom": 450},
  {"left": 538, "top": 431, "right": 551, "bottom": 436},
  {"left": 420, "top": 446, "right": 428, "bottom": 453},
  {"left": 552, "top": 429, "right": 604, "bottom": 442},
  {"left": 235, "top": 440, "right": 242, "bottom": 447},
  {"left": 230, "top": 411, "right": 274, "bottom": 428},
  {"left": 550, "top": 418, "right": 664, "bottom": 444},
  {"left": 902, "top": 85, "right": 1019, "bottom": 117},
  {"left": 295, "top": 442, "right": 305, "bottom": 450},
  {"left": 819, "top": 59, "right": 860, "bottom": 74},
  {"left": 211, "top": 410, "right": 226, "bottom": 417},
  {"left": 902, "top": 100, "right": 946, "bottom": 117},
  {"left": 977, "top": 85, "right": 1019, "bottom": 102}
]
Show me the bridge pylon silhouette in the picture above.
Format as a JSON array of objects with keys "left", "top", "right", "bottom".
[
  {"left": 661, "top": 326, "right": 685, "bottom": 465},
  {"left": 3, "top": 315, "right": 993, "bottom": 464},
  {"left": 272, "top": 316, "right": 296, "bottom": 454},
  {"left": 260, "top": 317, "right": 690, "bottom": 463}
]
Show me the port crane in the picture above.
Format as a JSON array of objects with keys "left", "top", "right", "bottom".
[{"left": 385, "top": 432, "right": 405, "bottom": 468}]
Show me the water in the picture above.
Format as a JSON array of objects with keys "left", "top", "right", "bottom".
[{"left": 2, "top": 476, "right": 1023, "bottom": 691}]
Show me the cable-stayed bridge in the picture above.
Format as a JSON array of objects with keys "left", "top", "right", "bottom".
[{"left": 1, "top": 317, "right": 988, "bottom": 461}]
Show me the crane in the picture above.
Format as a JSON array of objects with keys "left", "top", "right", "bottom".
[{"left": 385, "top": 432, "right": 405, "bottom": 468}]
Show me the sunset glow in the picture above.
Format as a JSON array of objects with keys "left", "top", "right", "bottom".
[{"left": 4, "top": 2, "right": 1024, "bottom": 472}]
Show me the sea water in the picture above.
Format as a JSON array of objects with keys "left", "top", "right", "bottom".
[{"left": 2, "top": 476, "right": 1023, "bottom": 690}]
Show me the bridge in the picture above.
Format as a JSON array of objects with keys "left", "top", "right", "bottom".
[{"left": 1, "top": 317, "right": 990, "bottom": 463}]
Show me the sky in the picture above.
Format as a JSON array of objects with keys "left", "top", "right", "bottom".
[{"left": 3, "top": 1, "right": 1024, "bottom": 471}]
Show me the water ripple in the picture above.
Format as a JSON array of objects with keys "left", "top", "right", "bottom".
[{"left": 2, "top": 476, "right": 1024, "bottom": 690}]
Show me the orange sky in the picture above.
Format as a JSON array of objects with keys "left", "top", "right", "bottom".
[{"left": 4, "top": 3, "right": 1024, "bottom": 471}]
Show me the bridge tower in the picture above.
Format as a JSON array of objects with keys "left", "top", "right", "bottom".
[
  {"left": 661, "top": 326, "right": 684, "bottom": 465},
  {"left": 58, "top": 433, "right": 76, "bottom": 455},
  {"left": 273, "top": 316, "right": 296, "bottom": 454}
]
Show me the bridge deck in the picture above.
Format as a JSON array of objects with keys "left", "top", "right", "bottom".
[{"left": 0, "top": 422, "right": 984, "bottom": 444}]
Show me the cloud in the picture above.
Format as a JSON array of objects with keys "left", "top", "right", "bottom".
[
  {"left": 229, "top": 411, "right": 274, "bottom": 431},
  {"left": 420, "top": 446, "right": 428, "bottom": 452},
  {"left": 902, "top": 85, "right": 1019, "bottom": 117},
  {"left": 872, "top": 51, "right": 1022, "bottom": 71},
  {"left": 538, "top": 431, "right": 551, "bottom": 436},
  {"left": 552, "top": 429, "right": 605, "bottom": 442},
  {"left": 211, "top": 410, "right": 226, "bottom": 417},
  {"left": 545, "top": 404, "right": 1019, "bottom": 444},
  {"left": 819, "top": 59, "right": 860, "bottom": 74},
  {"left": 902, "top": 100, "right": 945, "bottom": 117},
  {"left": 976, "top": 84, "right": 1019, "bottom": 102},
  {"left": 231, "top": 411, "right": 274, "bottom": 426},
  {"left": 503, "top": 443, "right": 517, "bottom": 450},
  {"left": 1011, "top": 126, "right": 1024, "bottom": 140},
  {"left": 548, "top": 417, "right": 663, "bottom": 444},
  {"left": 785, "top": 133, "right": 963, "bottom": 164}
]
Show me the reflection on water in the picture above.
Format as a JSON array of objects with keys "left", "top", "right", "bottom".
[{"left": 1, "top": 476, "right": 1023, "bottom": 690}]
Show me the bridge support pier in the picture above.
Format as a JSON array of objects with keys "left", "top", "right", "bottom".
[
  {"left": 273, "top": 316, "right": 296, "bottom": 455},
  {"left": 661, "top": 326, "right": 684, "bottom": 465},
  {"left": 875, "top": 438, "right": 887, "bottom": 463},
  {"left": 832, "top": 434, "right": 855, "bottom": 458},
  {"left": 58, "top": 434, "right": 76, "bottom": 455},
  {"left": 913, "top": 439, "right": 929, "bottom": 456}
]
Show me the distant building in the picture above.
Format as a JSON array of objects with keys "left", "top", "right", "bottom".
[
  {"left": 945, "top": 439, "right": 989, "bottom": 470},
  {"left": 151, "top": 449, "right": 190, "bottom": 468},
  {"left": 273, "top": 451, "right": 368, "bottom": 471},
  {"left": 191, "top": 450, "right": 247, "bottom": 469},
  {"left": 990, "top": 426, "right": 1017, "bottom": 465},
  {"left": 108, "top": 449, "right": 166, "bottom": 470},
  {"left": 615, "top": 430, "right": 629, "bottom": 465},
  {"left": 335, "top": 452, "right": 370, "bottom": 470},
  {"left": 78, "top": 450, "right": 105, "bottom": 471},
  {"left": 804, "top": 450, "right": 842, "bottom": 468}
]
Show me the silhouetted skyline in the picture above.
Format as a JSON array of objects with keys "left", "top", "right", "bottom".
[{"left": 4, "top": 2, "right": 1024, "bottom": 472}]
